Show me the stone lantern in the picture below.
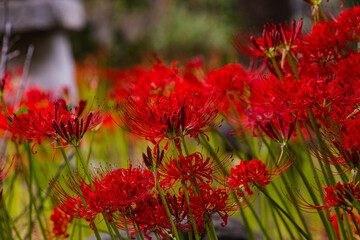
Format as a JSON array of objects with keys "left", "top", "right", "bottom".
[{"left": 0, "top": 0, "right": 85, "bottom": 99}]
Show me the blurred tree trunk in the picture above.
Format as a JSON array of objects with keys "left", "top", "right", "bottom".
[{"left": 234, "top": 0, "right": 292, "bottom": 30}]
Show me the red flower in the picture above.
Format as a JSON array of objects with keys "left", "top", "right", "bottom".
[
  {"left": 133, "top": 61, "right": 181, "bottom": 98},
  {"left": 160, "top": 152, "right": 229, "bottom": 186},
  {"left": 142, "top": 145, "right": 165, "bottom": 172},
  {"left": 8, "top": 99, "right": 103, "bottom": 150},
  {"left": 234, "top": 19, "right": 302, "bottom": 61},
  {"left": 120, "top": 94, "right": 221, "bottom": 146},
  {"left": 299, "top": 21, "right": 354, "bottom": 67},
  {"left": 330, "top": 213, "right": 360, "bottom": 239},
  {"left": 293, "top": 182, "right": 360, "bottom": 220},
  {"left": 51, "top": 165, "right": 154, "bottom": 227},
  {"left": 227, "top": 159, "right": 290, "bottom": 197},
  {"left": 206, "top": 64, "right": 249, "bottom": 112},
  {"left": 50, "top": 206, "right": 73, "bottom": 239},
  {"left": 126, "top": 196, "right": 173, "bottom": 238},
  {"left": 336, "top": 7, "right": 360, "bottom": 37},
  {"left": 187, "top": 182, "right": 236, "bottom": 232}
]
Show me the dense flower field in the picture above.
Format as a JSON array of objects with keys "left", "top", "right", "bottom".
[{"left": 1, "top": 0, "right": 360, "bottom": 239}]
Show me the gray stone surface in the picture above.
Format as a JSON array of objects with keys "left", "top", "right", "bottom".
[{"left": 0, "top": 0, "right": 85, "bottom": 33}]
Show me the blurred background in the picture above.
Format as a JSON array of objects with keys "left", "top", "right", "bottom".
[{"left": 0, "top": 0, "right": 352, "bottom": 98}]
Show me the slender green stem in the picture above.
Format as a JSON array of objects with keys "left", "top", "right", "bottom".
[
  {"left": 75, "top": 145, "right": 122, "bottom": 239},
  {"left": 103, "top": 216, "right": 118, "bottom": 240},
  {"left": 205, "top": 223, "right": 214, "bottom": 240},
  {"left": 181, "top": 136, "right": 190, "bottom": 156},
  {"left": 295, "top": 122, "right": 336, "bottom": 238},
  {"left": 273, "top": 206, "right": 296, "bottom": 240},
  {"left": 245, "top": 198, "right": 271, "bottom": 240},
  {"left": 286, "top": 54, "right": 300, "bottom": 80},
  {"left": 1, "top": 199, "right": 21, "bottom": 240},
  {"left": 121, "top": 213, "right": 132, "bottom": 240},
  {"left": 78, "top": 219, "right": 82, "bottom": 240},
  {"left": 182, "top": 183, "right": 201, "bottom": 240},
  {"left": 130, "top": 217, "right": 141, "bottom": 240},
  {"left": 344, "top": 214, "right": 354, "bottom": 240},
  {"left": 56, "top": 140, "right": 102, "bottom": 240},
  {"left": 350, "top": 212, "right": 360, "bottom": 236},
  {"left": 269, "top": 205, "right": 283, "bottom": 240},
  {"left": 335, "top": 209, "right": 347, "bottom": 240},
  {"left": 257, "top": 187, "right": 310, "bottom": 240},
  {"left": 109, "top": 216, "right": 126, "bottom": 240},
  {"left": 69, "top": 220, "right": 77, "bottom": 240},
  {"left": 28, "top": 146, "right": 33, "bottom": 240},
  {"left": 24, "top": 142, "right": 48, "bottom": 240},
  {"left": 154, "top": 173, "right": 180, "bottom": 240},
  {"left": 270, "top": 57, "right": 283, "bottom": 82},
  {"left": 208, "top": 217, "right": 218, "bottom": 240},
  {"left": 86, "top": 130, "right": 96, "bottom": 166},
  {"left": 154, "top": 232, "right": 161, "bottom": 240}
]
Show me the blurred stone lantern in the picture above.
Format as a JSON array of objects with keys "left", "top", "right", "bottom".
[{"left": 0, "top": 0, "right": 85, "bottom": 99}]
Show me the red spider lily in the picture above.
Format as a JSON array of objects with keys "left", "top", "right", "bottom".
[
  {"left": 317, "top": 139, "right": 360, "bottom": 172},
  {"left": 329, "top": 213, "right": 360, "bottom": 239},
  {"left": 299, "top": 21, "right": 354, "bottom": 68},
  {"left": 114, "top": 194, "right": 188, "bottom": 238},
  {"left": 234, "top": 19, "right": 302, "bottom": 61},
  {"left": 187, "top": 182, "right": 237, "bottom": 232},
  {"left": 8, "top": 99, "right": 103, "bottom": 150},
  {"left": 227, "top": 159, "right": 291, "bottom": 197},
  {"left": 248, "top": 75, "right": 316, "bottom": 115},
  {"left": 234, "top": 25, "right": 280, "bottom": 60},
  {"left": 206, "top": 64, "right": 249, "bottom": 112},
  {"left": 51, "top": 165, "right": 154, "bottom": 227},
  {"left": 50, "top": 206, "right": 73, "bottom": 239},
  {"left": 125, "top": 195, "right": 177, "bottom": 239},
  {"left": 337, "top": 118, "right": 360, "bottom": 150},
  {"left": 292, "top": 182, "right": 360, "bottom": 221},
  {"left": 337, "top": 6, "right": 360, "bottom": 38},
  {"left": 19, "top": 87, "right": 52, "bottom": 110},
  {"left": 277, "top": 19, "right": 303, "bottom": 52},
  {"left": 160, "top": 152, "right": 230, "bottom": 186},
  {"left": 142, "top": 145, "right": 165, "bottom": 172},
  {"left": 120, "top": 94, "right": 221, "bottom": 146},
  {"left": 247, "top": 111, "right": 297, "bottom": 145},
  {"left": 133, "top": 61, "right": 181, "bottom": 98}
]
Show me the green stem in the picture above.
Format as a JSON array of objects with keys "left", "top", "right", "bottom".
[
  {"left": 121, "top": 213, "right": 132, "bottom": 240},
  {"left": 257, "top": 187, "right": 310, "bottom": 240},
  {"left": 295, "top": 122, "right": 336, "bottom": 238},
  {"left": 335, "top": 209, "right": 348, "bottom": 240},
  {"left": 270, "top": 57, "right": 283, "bottom": 82},
  {"left": 109, "top": 216, "right": 126, "bottom": 240},
  {"left": 154, "top": 173, "right": 180, "bottom": 240},
  {"left": 56, "top": 140, "right": 102, "bottom": 240},
  {"left": 273, "top": 206, "right": 296, "bottom": 240},
  {"left": 208, "top": 217, "right": 218, "bottom": 240},
  {"left": 69, "top": 220, "right": 77, "bottom": 240},
  {"left": 24, "top": 142, "right": 48, "bottom": 240},
  {"left": 75, "top": 145, "right": 121, "bottom": 239},
  {"left": 103, "top": 215, "right": 118, "bottom": 240},
  {"left": 181, "top": 136, "right": 190, "bottom": 156},
  {"left": 269, "top": 205, "right": 283, "bottom": 240},
  {"left": 182, "top": 183, "right": 201, "bottom": 240},
  {"left": 86, "top": 130, "right": 96, "bottom": 166},
  {"left": 129, "top": 217, "right": 141, "bottom": 240},
  {"left": 350, "top": 212, "right": 360, "bottom": 236},
  {"left": 286, "top": 54, "right": 300, "bottom": 81},
  {"left": 1, "top": 199, "right": 21, "bottom": 240}
]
